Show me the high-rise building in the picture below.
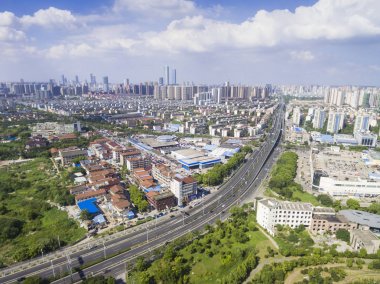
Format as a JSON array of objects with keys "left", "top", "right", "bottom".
[
  {"left": 171, "top": 69, "right": 177, "bottom": 85},
  {"left": 164, "top": 65, "right": 170, "bottom": 85},
  {"left": 103, "top": 76, "right": 109, "bottom": 93},
  {"left": 292, "top": 107, "right": 302, "bottom": 126},
  {"left": 354, "top": 114, "right": 370, "bottom": 133},
  {"left": 158, "top": 77, "right": 164, "bottom": 86},
  {"left": 327, "top": 110, "right": 345, "bottom": 133},
  {"left": 313, "top": 109, "right": 326, "bottom": 129},
  {"left": 75, "top": 75, "right": 79, "bottom": 84}
]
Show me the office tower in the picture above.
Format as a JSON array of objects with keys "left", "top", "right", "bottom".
[
  {"left": 103, "top": 76, "right": 109, "bottom": 93},
  {"left": 292, "top": 107, "right": 302, "bottom": 126},
  {"left": 313, "top": 109, "right": 326, "bottom": 129},
  {"left": 164, "top": 65, "right": 170, "bottom": 85},
  {"left": 354, "top": 114, "right": 370, "bottom": 133},
  {"left": 158, "top": 77, "right": 164, "bottom": 86},
  {"left": 123, "top": 78, "right": 129, "bottom": 87},
  {"left": 171, "top": 69, "right": 177, "bottom": 85},
  {"left": 61, "top": 75, "right": 66, "bottom": 85},
  {"left": 75, "top": 75, "right": 79, "bottom": 84},
  {"left": 327, "top": 110, "right": 345, "bottom": 133}
]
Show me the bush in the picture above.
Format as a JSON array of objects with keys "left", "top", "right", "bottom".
[{"left": 335, "top": 229, "right": 350, "bottom": 243}]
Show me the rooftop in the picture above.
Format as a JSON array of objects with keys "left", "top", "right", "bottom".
[
  {"left": 351, "top": 229, "right": 379, "bottom": 244},
  {"left": 312, "top": 148, "right": 372, "bottom": 181},
  {"left": 260, "top": 199, "right": 313, "bottom": 211},
  {"left": 339, "top": 210, "right": 380, "bottom": 229}
]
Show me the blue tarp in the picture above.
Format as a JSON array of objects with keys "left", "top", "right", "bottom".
[
  {"left": 77, "top": 198, "right": 99, "bottom": 214},
  {"left": 93, "top": 214, "right": 106, "bottom": 224},
  {"left": 144, "top": 185, "right": 161, "bottom": 193}
]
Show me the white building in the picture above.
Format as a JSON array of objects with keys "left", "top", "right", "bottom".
[
  {"left": 170, "top": 175, "right": 197, "bottom": 206},
  {"left": 354, "top": 114, "right": 370, "bottom": 133},
  {"left": 313, "top": 109, "right": 326, "bottom": 129},
  {"left": 327, "top": 111, "right": 344, "bottom": 133},
  {"left": 318, "top": 177, "right": 380, "bottom": 198},
  {"left": 256, "top": 199, "right": 313, "bottom": 236},
  {"left": 292, "top": 107, "right": 302, "bottom": 126}
]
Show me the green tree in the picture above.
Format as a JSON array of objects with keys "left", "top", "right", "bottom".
[
  {"left": 346, "top": 199, "right": 360, "bottom": 210},
  {"left": 317, "top": 194, "right": 334, "bottom": 207},
  {"left": 80, "top": 209, "right": 92, "bottom": 221},
  {"left": 335, "top": 229, "right": 350, "bottom": 243}
]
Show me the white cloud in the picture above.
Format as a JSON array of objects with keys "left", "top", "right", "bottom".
[
  {"left": 0, "top": 27, "right": 25, "bottom": 41},
  {"left": 0, "top": 11, "right": 17, "bottom": 27},
  {"left": 142, "top": 0, "right": 380, "bottom": 53},
  {"left": 20, "top": 7, "right": 77, "bottom": 29},
  {"left": 46, "top": 43, "right": 94, "bottom": 59},
  {"left": 290, "top": 50, "right": 315, "bottom": 61},
  {"left": 113, "top": 0, "right": 196, "bottom": 17}
]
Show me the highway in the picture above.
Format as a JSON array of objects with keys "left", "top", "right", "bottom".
[{"left": 0, "top": 102, "right": 285, "bottom": 284}]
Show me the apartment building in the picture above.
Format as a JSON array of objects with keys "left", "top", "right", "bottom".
[
  {"left": 58, "top": 146, "right": 87, "bottom": 166},
  {"left": 152, "top": 164, "right": 173, "bottom": 186},
  {"left": 126, "top": 157, "right": 151, "bottom": 171},
  {"left": 170, "top": 175, "right": 197, "bottom": 206}
]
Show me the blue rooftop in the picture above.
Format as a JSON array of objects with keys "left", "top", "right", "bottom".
[
  {"left": 93, "top": 214, "right": 106, "bottom": 224},
  {"left": 77, "top": 198, "right": 100, "bottom": 214}
]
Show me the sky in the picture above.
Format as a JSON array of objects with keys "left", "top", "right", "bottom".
[{"left": 0, "top": 0, "right": 380, "bottom": 85}]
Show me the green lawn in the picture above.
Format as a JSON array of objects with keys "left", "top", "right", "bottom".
[{"left": 292, "top": 190, "right": 320, "bottom": 206}]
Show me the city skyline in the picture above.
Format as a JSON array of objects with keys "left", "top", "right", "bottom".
[{"left": 1, "top": 0, "right": 380, "bottom": 85}]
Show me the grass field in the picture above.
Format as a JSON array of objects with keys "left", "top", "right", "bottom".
[
  {"left": 292, "top": 189, "right": 321, "bottom": 206},
  {"left": 186, "top": 229, "right": 273, "bottom": 284},
  {"left": 0, "top": 158, "right": 85, "bottom": 265}
]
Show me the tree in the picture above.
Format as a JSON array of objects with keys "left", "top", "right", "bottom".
[
  {"left": 346, "top": 199, "right": 360, "bottom": 210},
  {"left": 80, "top": 209, "right": 92, "bottom": 221},
  {"left": 335, "top": 229, "right": 350, "bottom": 243},
  {"left": 22, "top": 276, "right": 50, "bottom": 284},
  {"left": 82, "top": 276, "right": 116, "bottom": 284},
  {"left": 317, "top": 194, "right": 333, "bottom": 207}
]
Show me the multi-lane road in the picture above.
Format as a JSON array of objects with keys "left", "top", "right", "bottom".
[{"left": 0, "top": 102, "right": 285, "bottom": 284}]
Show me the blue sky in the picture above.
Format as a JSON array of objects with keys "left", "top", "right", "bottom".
[{"left": 0, "top": 0, "right": 379, "bottom": 85}]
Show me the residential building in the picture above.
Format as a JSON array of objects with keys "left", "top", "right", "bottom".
[
  {"left": 152, "top": 164, "right": 173, "bottom": 186},
  {"left": 313, "top": 109, "right": 326, "bottom": 129},
  {"left": 126, "top": 157, "right": 151, "bottom": 171},
  {"left": 327, "top": 110, "right": 344, "bottom": 133},
  {"left": 146, "top": 191, "right": 176, "bottom": 211},
  {"left": 354, "top": 114, "right": 370, "bottom": 133},
  {"left": 292, "top": 107, "right": 302, "bottom": 126},
  {"left": 170, "top": 175, "right": 197, "bottom": 206},
  {"left": 256, "top": 199, "right": 313, "bottom": 236},
  {"left": 58, "top": 147, "right": 87, "bottom": 166}
]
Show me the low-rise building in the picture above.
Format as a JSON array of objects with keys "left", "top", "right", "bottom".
[
  {"left": 126, "top": 157, "right": 151, "bottom": 171},
  {"left": 350, "top": 229, "right": 380, "bottom": 254},
  {"left": 58, "top": 146, "right": 87, "bottom": 166},
  {"left": 152, "top": 164, "right": 173, "bottom": 186},
  {"left": 146, "top": 191, "right": 176, "bottom": 211},
  {"left": 256, "top": 198, "right": 313, "bottom": 236}
]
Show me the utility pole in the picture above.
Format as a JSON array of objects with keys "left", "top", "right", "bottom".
[
  {"left": 41, "top": 249, "right": 44, "bottom": 261},
  {"left": 51, "top": 260, "right": 55, "bottom": 278},
  {"left": 146, "top": 225, "right": 149, "bottom": 243},
  {"left": 65, "top": 252, "right": 73, "bottom": 282},
  {"left": 102, "top": 240, "right": 107, "bottom": 259},
  {"left": 57, "top": 235, "right": 61, "bottom": 248}
]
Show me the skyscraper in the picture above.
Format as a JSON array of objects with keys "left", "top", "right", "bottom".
[
  {"left": 164, "top": 65, "right": 170, "bottom": 85},
  {"left": 103, "top": 76, "right": 109, "bottom": 93},
  {"left": 171, "top": 69, "right": 177, "bottom": 85},
  {"left": 354, "top": 114, "right": 370, "bottom": 133},
  {"left": 313, "top": 109, "right": 326, "bottom": 129},
  {"left": 158, "top": 77, "right": 164, "bottom": 86},
  {"left": 75, "top": 75, "right": 79, "bottom": 84},
  {"left": 292, "top": 107, "right": 302, "bottom": 126},
  {"left": 327, "top": 110, "right": 345, "bottom": 133}
]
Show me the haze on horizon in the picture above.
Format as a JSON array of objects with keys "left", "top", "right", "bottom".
[{"left": 0, "top": 0, "right": 380, "bottom": 86}]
